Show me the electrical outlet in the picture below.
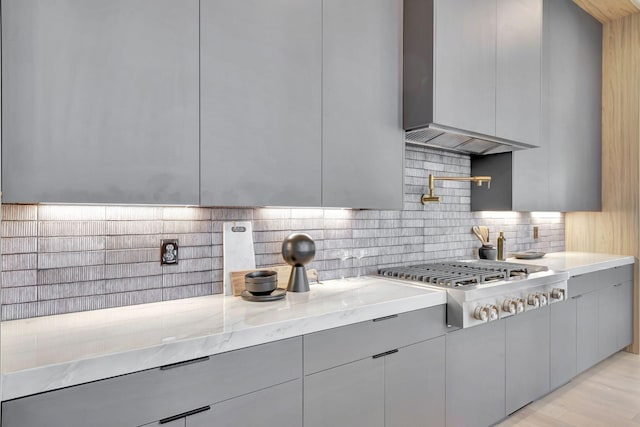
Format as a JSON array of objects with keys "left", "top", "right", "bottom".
[
  {"left": 161, "top": 239, "right": 179, "bottom": 265},
  {"left": 533, "top": 226, "right": 539, "bottom": 239}
]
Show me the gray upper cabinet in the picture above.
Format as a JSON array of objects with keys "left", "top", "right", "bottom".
[
  {"left": 432, "top": 0, "right": 541, "bottom": 144},
  {"left": 322, "top": 0, "right": 404, "bottom": 209},
  {"left": 2, "top": 0, "right": 200, "bottom": 204},
  {"left": 200, "top": 0, "right": 322, "bottom": 207},
  {"left": 434, "top": 0, "right": 496, "bottom": 136},
  {"left": 472, "top": 0, "right": 602, "bottom": 212},
  {"left": 496, "top": 0, "right": 542, "bottom": 148},
  {"left": 545, "top": 0, "right": 602, "bottom": 212}
]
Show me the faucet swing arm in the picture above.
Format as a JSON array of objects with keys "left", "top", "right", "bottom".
[{"left": 421, "top": 174, "right": 492, "bottom": 204}]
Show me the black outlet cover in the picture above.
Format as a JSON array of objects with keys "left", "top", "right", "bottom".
[{"left": 161, "top": 239, "right": 179, "bottom": 265}]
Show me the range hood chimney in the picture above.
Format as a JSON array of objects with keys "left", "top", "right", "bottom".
[{"left": 403, "top": 0, "right": 538, "bottom": 155}]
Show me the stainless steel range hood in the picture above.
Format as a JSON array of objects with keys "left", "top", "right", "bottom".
[
  {"left": 404, "top": 124, "right": 537, "bottom": 156},
  {"left": 403, "top": 0, "right": 538, "bottom": 156}
]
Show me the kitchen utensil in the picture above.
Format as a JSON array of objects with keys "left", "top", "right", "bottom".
[
  {"left": 230, "top": 266, "right": 319, "bottom": 296},
  {"left": 479, "top": 226, "right": 490, "bottom": 244},
  {"left": 282, "top": 233, "right": 316, "bottom": 293},
  {"left": 513, "top": 251, "right": 546, "bottom": 260},
  {"left": 478, "top": 244, "right": 497, "bottom": 260},
  {"left": 244, "top": 270, "right": 278, "bottom": 295},
  {"left": 223, "top": 222, "right": 256, "bottom": 296},
  {"left": 241, "top": 288, "right": 287, "bottom": 302},
  {"left": 471, "top": 226, "right": 486, "bottom": 245}
]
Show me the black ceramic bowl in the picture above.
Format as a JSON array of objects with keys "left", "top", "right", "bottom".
[
  {"left": 478, "top": 244, "right": 497, "bottom": 260},
  {"left": 245, "top": 270, "right": 278, "bottom": 295}
]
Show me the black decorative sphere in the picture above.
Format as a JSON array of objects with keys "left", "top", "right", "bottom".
[{"left": 282, "top": 233, "right": 316, "bottom": 267}]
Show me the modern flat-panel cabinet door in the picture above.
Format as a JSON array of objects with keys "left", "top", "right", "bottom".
[
  {"left": 549, "top": 298, "right": 577, "bottom": 390},
  {"left": 446, "top": 320, "right": 506, "bottom": 427},
  {"left": 200, "top": 0, "right": 322, "bottom": 207},
  {"left": 304, "top": 356, "right": 385, "bottom": 427},
  {"left": 140, "top": 418, "right": 185, "bottom": 427},
  {"left": 434, "top": 0, "right": 496, "bottom": 136},
  {"left": 187, "top": 379, "right": 302, "bottom": 427},
  {"left": 505, "top": 307, "right": 550, "bottom": 415},
  {"left": 546, "top": 0, "right": 602, "bottom": 211},
  {"left": 385, "top": 337, "right": 446, "bottom": 427},
  {"left": 322, "top": 0, "right": 403, "bottom": 209},
  {"left": 496, "top": 0, "right": 542, "bottom": 147},
  {"left": 503, "top": 0, "right": 548, "bottom": 211},
  {"left": 2, "top": 0, "right": 200, "bottom": 204},
  {"left": 616, "top": 281, "right": 634, "bottom": 349},
  {"left": 598, "top": 284, "right": 618, "bottom": 360},
  {"left": 576, "top": 291, "right": 599, "bottom": 374}
]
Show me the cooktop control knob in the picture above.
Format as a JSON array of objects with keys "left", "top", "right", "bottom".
[
  {"left": 516, "top": 298, "right": 525, "bottom": 313},
  {"left": 551, "top": 288, "right": 565, "bottom": 301},
  {"left": 502, "top": 299, "right": 517, "bottom": 315},
  {"left": 527, "top": 294, "right": 540, "bottom": 307},
  {"left": 537, "top": 292, "right": 549, "bottom": 307},
  {"left": 474, "top": 306, "right": 490, "bottom": 322},
  {"left": 488, "top": 305, "right": 499, "bottom": 321}
]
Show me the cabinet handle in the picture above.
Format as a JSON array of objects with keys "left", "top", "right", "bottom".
[
  {"left": 571, "top": 295, "right": 583, "bottom": 300},
  {"left": 159, "top": 406, "right": 211, "bottom": 424},
  {"left": 614, "top": 283, "right": 623, "bottom": 287},
  {"left": 373, "top": 314, "right": 398, "bottom": 322},
  {"left": 372, "top": 349, "right": 399, "bottom": 359},
  {"left": 160, "top": 356, "right": 210, "bottom": 370}
]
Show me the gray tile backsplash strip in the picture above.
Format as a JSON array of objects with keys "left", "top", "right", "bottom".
[{"left": 0, "top": 146, "right": 565, "bottom": 320}]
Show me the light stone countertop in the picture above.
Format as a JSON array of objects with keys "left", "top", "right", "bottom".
[
  {"left": 507, "top": 251, "right": 635, "bottom": 276},
  {"left": 0, "top": 276, "right": 446, "bottom": 401}
]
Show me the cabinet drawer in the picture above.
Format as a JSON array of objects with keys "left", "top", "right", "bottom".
[
  {"left": 568, "top": 264, "right": 633, "bottom": 297},
  {"left": 303, "top": 306, "right": 446, "bottom": 375},
  {"left": 2, "top": 337, "right": 302, "bottom": 427}
]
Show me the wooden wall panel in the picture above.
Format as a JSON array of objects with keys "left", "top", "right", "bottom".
[
  {"left": 573, "top": 0, "right": 640, "bottom": 23},
  {"left": 566, "top": 13, "right": 640, "bottom": 353}
]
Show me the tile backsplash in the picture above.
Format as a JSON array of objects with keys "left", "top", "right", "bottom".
[{"left": 0, "top": 146, "right": 564, "bottom": 320}]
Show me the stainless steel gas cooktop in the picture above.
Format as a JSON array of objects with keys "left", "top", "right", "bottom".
[
  {"left": 378, "top": 260, "right": 549, "bottom": 288},
  {"left": 379, "top": 260, "right": 569, "bottom": 329}
]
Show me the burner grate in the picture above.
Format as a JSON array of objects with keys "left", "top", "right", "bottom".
[{"left": 378, "top": 260, "right": 547, "bottom": 287}]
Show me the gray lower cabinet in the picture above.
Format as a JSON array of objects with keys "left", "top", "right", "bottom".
[
  {"left": 385, "top": 336, "right": 446, "bottom": 427},
  {"left": 576, "top": 290, "right": 600, "bottom": 374},
  {"left": 572, "top": 265, "right": 634, "bottom": 374},
  {"left": 1, "top": 337, "right": 302, "bottom": 427},
  {"left": 199, "top": 0, "right": 322, "bottom": 207},
  {"left": 598, "top": 283, "right": 619, "bottom": 360},
  {"left": 187, "top": 379, "right": 302, "bottom": 427},
  {"left": 549, "top": 297, "right": 577, "bottom": 390},
  {"left": 304, "top": 306, "right": 447, "bottom": 427},
  {"left": 141, "top": 418, "right": 185, "bottom": 427},
  {"left": 304, "top": 356, "right": 385, "bottom": 427},
  {"left": 322, "top": 0, "right": 404, "bottom": 209},
  {"left": 1, "top": 0, "right": 200, "bottom": 204},
  {"left": 446, "top": 320, "right": 506, "bottom": 427},
  {"left": 304, "top": 337, "right": 446, "bottom": 427},
  {"left": 505, "top": 307, "right": 550, "bottom": 414},
  {"left": 616, "top": 281, "right": 634, "bottom": 349}
]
